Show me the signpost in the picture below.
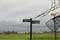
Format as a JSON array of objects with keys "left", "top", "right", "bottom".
[{"left": 23, "top": 18, "right": 40, "bottom": 40}]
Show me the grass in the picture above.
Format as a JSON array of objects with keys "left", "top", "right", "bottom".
[{"left": 0, "top": 33, "right": 60, "bottom": 40}]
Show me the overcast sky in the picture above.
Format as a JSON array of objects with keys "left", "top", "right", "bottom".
[
  {"left": 0, "top": 0, "right": 52, "bottom": 23},
  {"left": 0, "top": 0, "right": 59, "bottom": 23},
  {"left": 0, "top": 0, "right": 60, "bottom": 32}
]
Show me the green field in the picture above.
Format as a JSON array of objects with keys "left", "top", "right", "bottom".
[{"left": 0, "top": 33, "right": 60, "bottom": 40}]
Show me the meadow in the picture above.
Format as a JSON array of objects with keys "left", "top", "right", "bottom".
[{"left": 0, "top": 33, "right": 60, "bottom": 40}]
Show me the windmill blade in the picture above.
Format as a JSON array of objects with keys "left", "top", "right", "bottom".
[
  {"left": 46, "top": 15, "right": 60, "bottom": 31},
  {"left": 55, "top": 4, "right": 60, "bottom": 9},
  {"left": 55, "top": 21, "right": 60, "bottom": 31},
  {"left": 35, "top": 8, "right": 52, "bottom": 18},
  {"left": 35, "top": 4, "right": 60, "bottom": 18}
]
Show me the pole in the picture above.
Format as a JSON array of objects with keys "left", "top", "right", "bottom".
[
  {"left": 54, "top": 31, "right": 56, "bottom": 40},
  {"left": 54, "top": 16, "right": 56, "bottom": 40},
  {"left": 30, "top": 18, "right": 32, "bottom": 40}
]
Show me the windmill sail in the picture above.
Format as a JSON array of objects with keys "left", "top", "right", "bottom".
[
  {"left": 46, "top": 15, "right": 60, "bottom": 31},
  {"left": 35, "top": 4, "right": 60, "bottom": 18},
  {"left": 35, "top": 8, "right": 51, "bottom": 18}
]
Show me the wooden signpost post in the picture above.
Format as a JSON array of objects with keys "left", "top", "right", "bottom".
[{"left": 23, "top": 18, "right": 40, "bottom": 40}]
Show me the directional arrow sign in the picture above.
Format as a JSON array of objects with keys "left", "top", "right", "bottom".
[
  {"left": 23, "top": 18, "right": 40, "bottom": 40},
  {"left": 23, "top": 19, "right": 30, "bottom": 22},
  {"left": 23, "top": 19, "right": 40, "bottom": 24},
  {"left": 32, "top": 20, "right": 40, "bottom": 24}
]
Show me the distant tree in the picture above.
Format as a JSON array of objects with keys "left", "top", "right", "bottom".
[
  {"left": 12, "top": 30, "right": 17, "bottom": 34},
  {"left": 12, "top": 30, "right": 14, "bottom": 33},
  {"left": 7, "top": 31, "right": 10, "bottom": 34}
]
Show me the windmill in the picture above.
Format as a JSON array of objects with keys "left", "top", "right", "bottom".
[
  {"left": 35, "top": 0, "right": 60, "bottom": 18},
  {"left": 34, "top": 0, "right": 60, "bottom": 40}
]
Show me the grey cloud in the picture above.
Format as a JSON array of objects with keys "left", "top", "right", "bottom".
[
  {"left": 0, "top": 20, "right": 51, "bottom": 32},
  {"left": 0, "top": 0, "right": 59, "bottom": 32}
]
